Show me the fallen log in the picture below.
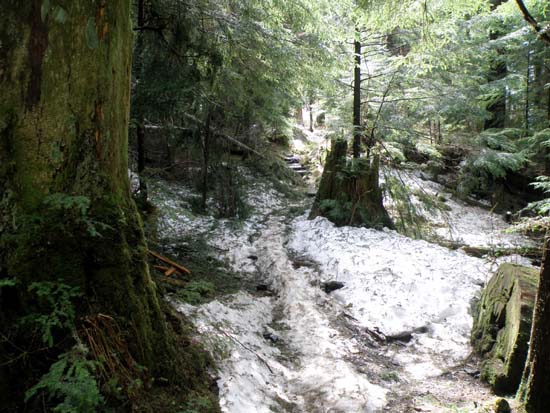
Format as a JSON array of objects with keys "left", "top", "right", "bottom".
[{"left": 460, "top": 245, "right": 542, "bottom": 260}]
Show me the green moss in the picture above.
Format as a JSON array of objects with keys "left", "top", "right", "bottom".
[{"left": 472, "top": 263, "right": 538, "bottom": 394}]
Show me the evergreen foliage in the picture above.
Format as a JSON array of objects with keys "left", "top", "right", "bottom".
[{"left": 25, "top": 347, "right": 104, "bottom": 413}]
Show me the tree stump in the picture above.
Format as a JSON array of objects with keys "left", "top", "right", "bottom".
[{"left": 310, "top": 138, "right": 393, "bottom": 229}]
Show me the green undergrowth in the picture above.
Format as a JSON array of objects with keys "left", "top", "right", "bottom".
[
  {"left": 383, "top": 172, "right": 451, "bottom": 240},
  {"left": 0, "top": 191, "right": 220, "bottom": 412}
]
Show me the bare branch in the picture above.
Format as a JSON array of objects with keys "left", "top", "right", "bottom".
[{"left": 515, "top": 0, "right": 550, "bottom": 44}]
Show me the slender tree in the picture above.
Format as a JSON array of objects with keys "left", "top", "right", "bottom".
[
  {"left": 484, "top": 0, "right": 507, "bottom": 130},
  {"left": 353, "top": 27, "right": 362, "bottom": 158}
]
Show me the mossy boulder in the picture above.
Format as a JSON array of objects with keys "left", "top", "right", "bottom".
[{"left": 471, "top": 263, "right": 538, "bottom": 394}]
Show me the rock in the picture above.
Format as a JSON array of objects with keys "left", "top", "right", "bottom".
[
  {"left": 292, "top": 257, "right": 317, "bottom": 269},
  {"left": 248, "top": 255, "right": 259, "bottom": 261},
  {"left": 471, "top": 263, "right": 538, "bottom": 394},
  {"left": 256, "top": 284, "right": 269, "bottom": 292},
  {"left": 321, "top": 281, "right": 345, "bottom": 293},
  {"left": 385, "top": 325, "right": 429, "bottom": 343},
  {"left": 463, "top": 367, "right": 480, "bottom": 378},
  {"left": 493, "top": 398, "right": 511, "bottom": 413},
  {"left": 504, "top": 211, "right": 512, "bottom": 223},
  {"left": 263, "top": 328, "right": 279, "bottom": 343},
  {"left": 419, "top": 172, "right": 431, "bottom": 181},
  {"left": 385, "top": 331, "right": 413, "bottom": 343}
]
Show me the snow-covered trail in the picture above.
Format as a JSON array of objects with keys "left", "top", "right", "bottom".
[
  {"left": 177, "top": 211, "right": 388, "bottom": 412},
  {"left": 160, "top": 168, "right": 534, "bottom": 412},
  {"left": 151, "top": 123, "right": 536, "bottom": 412}
]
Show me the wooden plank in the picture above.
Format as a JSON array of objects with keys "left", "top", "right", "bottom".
[
  {"left": 148, "top": 250, "right": 191, "bottom": 275},
  {"left": 164, "top": 267, "right": 177, "bottom": 277}
]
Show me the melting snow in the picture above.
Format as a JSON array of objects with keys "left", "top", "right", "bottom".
[
  {"left": 151, "top": 162, "right": 536, "bottom": 412},
  {"left": 289, "top": 216, "right": 485, "bottom": 379}
]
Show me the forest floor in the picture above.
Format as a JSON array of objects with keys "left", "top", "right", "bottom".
[{"left": 149, "top": 126, "right": 535, "bottom": 413}]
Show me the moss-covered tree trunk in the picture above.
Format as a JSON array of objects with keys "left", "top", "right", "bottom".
[
  {"left": 517, "top": 235, "right": 550, "bottom": 412},
  {"left": 0, "top": 1, "right": 184, "bottom": 408}
]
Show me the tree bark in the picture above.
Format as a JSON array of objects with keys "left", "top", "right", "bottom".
[
  {"left": 517, "top": 234, "right": 550, "bottom": 412},
  {"left": 515, "top": 0, "right": 550, "bottom": 45},
  {"left": 309, "top": 98, "right": 314, "bottom": 132},
  {"left": 0, "top": 1, "right": 182, "bottom": 407},
  {"left": 525, "top": 48, "right": 531, "bottom": 132},
  {"left": 201, "top": 109, "right": 212, "bottom": 210}
]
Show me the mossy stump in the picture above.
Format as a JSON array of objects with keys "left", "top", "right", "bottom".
[
  {"left": 309, "top": 138, "right": 393, "bottom": 229},
  {"left": 471, "top": 263, "right": 538, "bottom": 394}
]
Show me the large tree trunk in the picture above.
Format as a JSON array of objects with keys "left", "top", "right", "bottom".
[
  {"left": 0, "top": 1, "right": 187, "bottom": 408},
  {"left": 517, "top": 234, "right": 550, "bottom": 412}
]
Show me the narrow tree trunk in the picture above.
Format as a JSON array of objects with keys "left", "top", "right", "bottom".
[
  {"left": 485, "top": 0, "right": 507, "bottom": 130},
  {"left": 309, "top": 98, "right": 314, "bottom": 132},
  {"left": 353, "top": 28, "right": 362, "bottom": 158},
  {"left": 201, "top": 110, "right": 211, "bottom": 210},
  {"left": 525, "top": 48, "right": 531, "bottom": 132},
  {"left": 0, "top": 1, "right": 191, "bottom": 407},
  {"left": 136, "top": 122, "right": 148, "bottom": 195},
  {"left": 517, "top": 234, "right": 550, "bottom": 412}
]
